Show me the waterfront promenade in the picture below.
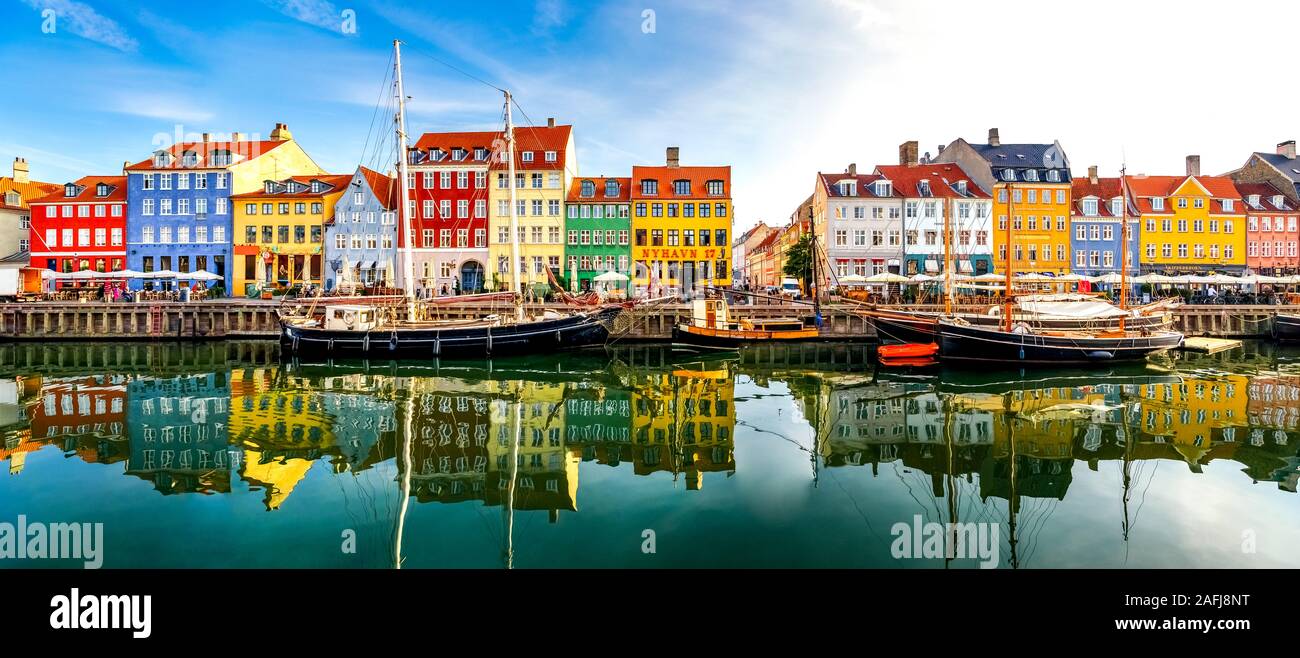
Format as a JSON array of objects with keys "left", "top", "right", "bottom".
[{"left": 0, "top": 298, "right": 1287, "bottom": 340}]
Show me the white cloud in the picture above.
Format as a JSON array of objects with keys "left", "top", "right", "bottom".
[
  {"left": 21, "top": 0, "right": 138, "bottom": 52},
  {"left": 532, "top": 0, "right": 567, "bottom": 37},
  {"left": 108, "top": 92, "right": 215, "bottom": 124},
  {"left": 261, "top": 0, "right": 350, "bottom": 35}
]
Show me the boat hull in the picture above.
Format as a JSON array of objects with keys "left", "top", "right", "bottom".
[
  {"left": 937, "top": 321, "right": 1183, "bottom": 366},
  {"left": 1275, "top": 314, "right": 1300, "bottom": 341},
  {"left": 869, "top": 309, "right": 1171, "bottom": 344},
  {"left": 671, "top": 324, "right": 820, "bottom": 350},
  {"left": 280, "top": 306, "right": 622, "bottom": 359}
]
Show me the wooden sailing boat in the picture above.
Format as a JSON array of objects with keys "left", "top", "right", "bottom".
[
  {"left": 280, "top": 40, "right": 624, "bottom": 358},
  {"left": 936, "top": 166, "right": 1184, "bottom": 365}
]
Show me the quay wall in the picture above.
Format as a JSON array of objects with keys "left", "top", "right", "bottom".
[{"left": 0, "top": 301, "right": 1283, "bottom": 341}]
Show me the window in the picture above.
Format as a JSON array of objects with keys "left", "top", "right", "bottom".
[{"left": 1152, "top": 197, "right": 1164, "bottom": 211}]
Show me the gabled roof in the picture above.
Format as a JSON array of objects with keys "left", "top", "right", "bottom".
[
  {"left": 818, "top": 172, "right": 887, "bottom": 198},
  {"left": 972, "top": 141, "right": 1071, "bottom": 183},
  {"left": 1071, "top": 177, "right": 1126, "bottom": 218},
  {"left": 230, "top": 174, "right": 353, "bottom": 199},
  {"left": 630, "top": 165, "right": 731, "bottom": 200},
  {"left": 0, "top": 177, "right": 60, "bottom": 210},
  {"left": 1234, "top": 182, "right": 1296, "bottom": 212},
  {"left": 1252, "top": 152, "right": 1300, "bottom": 183},
  {"left": 357, "top": 166, "right": 399, "bottom": 211},
  {"left": 125, "top": 140, "right": 289, "bottom": 171},
  {"left": 508, "top": 125, "right": 573, "bottom": 171},
  {"left": 873, "top": 163, "right": 990, "bottom": 199},
  {"left": 28, "top": 175, "right": 128, "bottom": 205},
  {"left": 752, "top": 230, "right": 780, "bottom": 253},
  {"left": 1126, "top": 175, "right": 1243, "bottom": 214},
  {"left": 567, "top": 176, "right": 631, "bottom": 203}
]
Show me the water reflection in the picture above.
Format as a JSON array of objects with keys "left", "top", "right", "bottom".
[{"left": 0, "top": 341, "right": 1296, "bottom": 568}]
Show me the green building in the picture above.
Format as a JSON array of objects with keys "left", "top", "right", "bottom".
[{"left": 565, "top": 176, "right": 631, "bottom": 293}]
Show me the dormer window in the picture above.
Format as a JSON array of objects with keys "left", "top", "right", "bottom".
[
  {"left": 1046, "top": 170, "right": 1061, "bottom": 182},
  {"left": 452, "top": 148, "right": 466, "bottom": 161},
  {"left": 1110, "top": 198, "right": 1123, "bottom": 216},
  {"left": 1082, "top": 199, "right": 1098, "bottom": 216},
  {"left": 641, "top": 179, "right": 658, "bottom": 196},
  {"left": 474, "top": 148, "right": 487, "bottom": 161},
  {"left": 210, "top": 151, "right": 231, "bottom": 167},
  {"left": 874, "top": 180, "right": 892, "bottom": 197},
  {"left": 581, "top": 180, "right": 595, "bottom": 198},
  {"left": 1152, "top": 197, "right": 1165, "bottom": 210},
  {"left": 605, "top": 180, "right": 620, "bottom": 198},
  {"left": 837, "top": 181, "right": 855, "bottom": 197},
  {"left": 64, "top": 184, "right": 78, "bottom": 198},
  {"left": 1024, "top": 169, "right": 1039, "bottom": 182},
  {"left": 264, "top": 181, "right": 276, "bottom": 194},
  {"left": 1274, "top": 195, "right": 1284, "bottom": 208},
  {"left": 153, "top": 153, "right": 170, "bottom": 168},
  {"left": 673, "top": 179, "right": 691, "bottom": 196},
  {"left": 545, "top": 151, "right": 557, "bottom": 162},
  {"left": 917, "top": 180, "right": 932, "bottom": 197},
  {"left": 1001, "top": 169, "right": 1016, "bottom": 182},
  {"left": 5, "top": 191, "right": 17, "bottom": 206},
  {"left": 1222, "top": 199, "right": 1233, "bottom": 212},
  {"left": 955, "top": 180, "right": 968, "bottom": 195},
  {"left": 95, "top": 183, "right": 109, "bottom": 197},
  {"left": 522, "top": 151, "right": 534, "bottom": 163},
  {"left": 431, "top": 148, "right": 445, "bottom": 161},
  {"left": 181, "top": 151, "right": 199, "bottom": 167},
  {"left": 311, "top": 181, "right": 323, "bottom": 194}
]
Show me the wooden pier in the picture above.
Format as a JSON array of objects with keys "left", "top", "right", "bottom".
[{"left": 0, "top": 300, "right": 1287, "bottom": 341}]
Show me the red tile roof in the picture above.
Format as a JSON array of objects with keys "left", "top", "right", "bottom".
[
  {"left": 819, "top": 172, "right": 886, "bottom": 198},
  {"left": 503, "top": 125, "right": 573, "bottom": 171},
  {"left": 1071, "top": 177, "right": 1125, "bottom": 217},
  {"left": 124, "top": 140, "right": 289, "bottom": 171},
  {"left": 566, "top": 176, "right": 631, "bottom": 203},
  {"left": 630, "top": 165, "right": 731, "bottom": 200},
  {"left": 359, "top": 166, "right": 399, "bottom": 211},
  {"left": 1234, "top": 182, "right": 1296, "bottom": 212},
  {"left": 411, "top": 131, "right": 501, "bottom": 163},
  {"left": 229, "top": 174, "right": 353, "bottom": 199},
  {"left": 28, "top": 176, "right": 128, "bottom": 205},
  {"left": 874, "top": 163, "right": 990, "bottom": 199},
  {"left": 1125, "top": 175, "right": 1243, "bottom": 214},
  {"left": 0, "top": 177, "right": 60, "bottom": 209}
]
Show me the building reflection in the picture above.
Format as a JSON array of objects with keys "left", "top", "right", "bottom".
[{"left": 125, "top": 373, "right": 232, "bottom": 495}]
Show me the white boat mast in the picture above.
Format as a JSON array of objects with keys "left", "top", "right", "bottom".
[
  {"left": 504, "top": 91, "right": 524, "bottom": 321},
  {"left": 394, "top": 40, "right": 416, "bottom": 316}
]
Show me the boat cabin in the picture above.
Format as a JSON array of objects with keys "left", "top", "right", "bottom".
[
  {"left": 689, "top": 299, "right": 809, "bottom": 332},
  {"left": 323, "top": 305, "right": 385, "bottom": 331}
]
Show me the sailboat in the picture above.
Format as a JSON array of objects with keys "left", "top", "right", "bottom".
[
  {"left": 935, "top": 167, "right": 1184, "bottom": 365},
  {"left": 280, "top": 40, "right": 624, "bottom": 359}
]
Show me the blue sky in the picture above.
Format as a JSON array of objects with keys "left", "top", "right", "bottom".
[{"left": 5, "top": 0, "right": 1300, "bottom": 234}]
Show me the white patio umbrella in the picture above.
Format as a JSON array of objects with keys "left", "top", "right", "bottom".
[
  {"left": 973, "top": 272, "right": 1004, "bottom": 281},
  {"left": 864, "top": 272, "right": 910, "bottom": 284},
  {"left": 1055, "top": 273, "right": 1090, "bottom": 282},
  {"left": 1135, "top": 273, "right": 1173, "bottom": 284},
  {"left": 1014, "top": 272, "right": 1058, "bottom": 282},
  {"left": 594, "top": 271, "right": 629, "bottom": 283},
  {"left": 837, "top": 274, "right": 869, "bottom": 285},
  {"left": 186, "top": 270, "right": 223, "bottom": 282},
  {"left": 1094, "top": 272, "right": 1125, "bottom": 284},
  {"left": 910, "top": 273, "right": 943, "bottom": 282},
  {"left": 148, "top": 269, "right": 181, "bottom": 279}
]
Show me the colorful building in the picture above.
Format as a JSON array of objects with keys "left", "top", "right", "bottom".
[
  {"left": 745, "top": 229, "right": 779, "bottom": 290},
  {"left": 123, "top": 124, "right": 323, "bottom": 294},
  {"left": 875, "top": 147, "right": 993, "bottom": 276},
  {"left": 631, "top": 148, "right": 732, "bottom": 297},
  {"left": 406, "top": 132, "right": 494, "bottom": 296},
  {"left": 564, "top": 176, "right": 631, "bottom": 292},
  {"left": 1069, "top": 166, "right": 1138, "bottom": 277},
  {"left": 229, "top": 173, "right": 350, "bottom": 295},
  {"left": 125, "top": 373, "right": 232, "bottom": 495},
  {"left": 813, "top": 166, "right": 900, "bottom": 283},
  {"left": 489, "top": 121, "right": 575, "bottom": 293},
  {"left": 323, "top": 166, "right": 399, "bottom": 291},
  {"left": 0, "top": 157, "right": 59, "bottom": 258},
  {"left": 27, "top": 175, "right": 128, "bottom": 278},
  {"left": 1230, "top": 139, "right": 1300, "bottom": 202},
  {"left": 731, "top": 221, "right": 775, "bottom": 289},
  {"left": 1129, "top": 158, "right": 1246, "bottom": 274},
  {"left": 936, "top": 128, "right": 1072, "bottom": 274},
  {"left": 1235, "top": 182, "right": 1300, "bottom": 275}
]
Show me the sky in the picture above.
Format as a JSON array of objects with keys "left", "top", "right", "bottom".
[{"left": 4, "top": 0, "right": 1300, "bottom": 235}]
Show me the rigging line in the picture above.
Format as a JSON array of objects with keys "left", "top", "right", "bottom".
[
  {"left": 510, "top": 98, "right": 583, "bottom": 183},
  {"left": 402, "top": 41, "right": 507, "bottom": 94},
  {"left": 357, "top": 49, "right": 396, "bottom": 171}
]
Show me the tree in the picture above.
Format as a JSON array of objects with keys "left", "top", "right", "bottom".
[{"left": 783, "top": 233, "right": 814, "bottom": 294}]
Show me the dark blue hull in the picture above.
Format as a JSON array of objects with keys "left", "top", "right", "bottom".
[
  {"left": 280, "top": 307, "right": 621, "bottom": 359},
  {"left": 1274, "top": 314, "right": 1300, "bottom": 342},
  {"left": 938, "top": 321, "right": 1183, "bottom": 366}
]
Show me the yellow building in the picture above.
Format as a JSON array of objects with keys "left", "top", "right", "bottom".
[
  {"left": 1129, "top": 166, "right": 1246, "bottom": 274},
  {"left": 1131, "top": 375, "right": 1249, "bottom": 465},
  {"left": 487, "top": 380, "right": 580, "bottom": 511},
  {"left": 631, "top": 148, "right": 733, "bottom": 296},
  {"left": 935, "top": 128, "right": 1072, "bottom": 274},
  {"left": 230, "top": 173, "right": 350, "bottom": 294},
  {"left": 489, "top": 123, "right": 576, "bottom": 293},
  {"left": 628, "top": 365, "right": 735, "bottom": 488}
]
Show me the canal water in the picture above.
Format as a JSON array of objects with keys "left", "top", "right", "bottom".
[{"left": 0, "top": 341, "right": 1296, "bottom": 569}]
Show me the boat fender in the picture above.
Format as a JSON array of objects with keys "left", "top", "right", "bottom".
[
  {"left": 327, "top": 338, "right": 334, "bottom": 353},
  {"left": 363, "top": 333, "right": 370, "bottom": 352},
  {"left": 292, "top": 334, "right": 299, "bottom": 352},
  {"left": 434, "top": 332, "right": 441, "bottom": 357},
  {"left": 556, "top": 329, "right": 563, "bottom": 343},
  {"left": 389, "top": 333, "right": 398, "bottom": 351},
  {"left": 486, "top": 327, "right": 492, "bottom": 355},
  {"left": 1085, "top": 351, "right": 1115, "bottom": 360},
  {"left": 1019, "top": 347, "right": 1025, "bottom": 360},
  {"left": 343, "top": 311, "right": 357, "bottom": 328}
]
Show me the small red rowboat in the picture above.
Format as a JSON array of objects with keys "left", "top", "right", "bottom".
[{"left": 877, "top": 342, "right": 939, "bottom": 367}]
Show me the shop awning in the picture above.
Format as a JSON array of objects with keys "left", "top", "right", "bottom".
[{"left": 924, "top": 260, "right": 939, "bottom": 273}]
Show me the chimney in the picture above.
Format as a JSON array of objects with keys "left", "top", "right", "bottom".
[
  {"left": 1279, "top": 140, "right": 1297, "bottom": 159},
  {"left": 547, "top": 117, "right": 556, "bottom": 129},
  {"left": 988, "top": 128, "right": 1000, "bottom": 147},
  {"left": 847, "top": 163, "right": 857, "bottom": 176},
  {"left": 1186, "top": 154, "right": 1201, "bottom": 177},
  {"left": 899, "top": 140, "right": 919, "bottom": 166},
  {"left": 937, "top": 144, "right": 946, "bottom": 156},
  {"left": 11, "top": 157, "right": 29, "bottom": 184},
  {"left": 666, "top": 146, "right": 680, "bottom": 168},
  {"left": 270, "top": 123, "right": 292, "bottom": 141},
  {"left": 1088, "top": 165, "right": 1098, "bottom": 184},
  {"left": 232, "top": 132, "right": 247, "bottom": 142},
  {"left": 202, "top": 132, "right": 212, "bottom": 142}
]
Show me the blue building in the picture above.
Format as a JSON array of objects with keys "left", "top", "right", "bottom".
[
  {"left": 123, "top": 125, "right": 322, "bottom": 294},
  {"left": 323, "top": 166, "right": 399, "bottom": 291},
  {"left": 125, "top": 372, "right": 232, "bottom": 495},
  {"left": 1070, "top": 170, "right": 1139, "bottom": 278}
]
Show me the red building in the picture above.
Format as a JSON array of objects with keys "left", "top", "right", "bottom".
[
  {"left": 1236, "top": 182, "right": 1300, "bottom": 274},
  {"left": 405, "top": 131, "right": 495, "bottom": 295},
  {"left": 28, "top": 175, "right": 128, "bottom": 279}
]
